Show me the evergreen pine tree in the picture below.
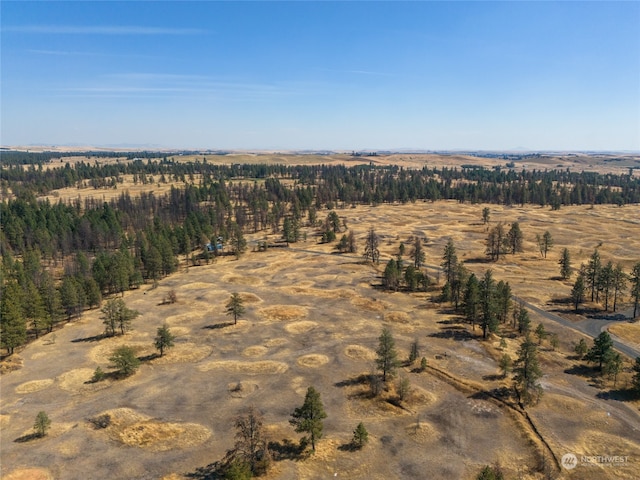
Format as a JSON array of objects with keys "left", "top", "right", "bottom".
[{"left": 289, "top": 386, "right": 327, "bottom": 452}]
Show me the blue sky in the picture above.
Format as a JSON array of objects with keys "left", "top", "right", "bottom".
[{"left": 1, "top": 1, "right": 639, "bottom": 151}]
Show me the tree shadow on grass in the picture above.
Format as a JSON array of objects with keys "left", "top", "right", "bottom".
[
  {"left": 71, "top": 333, "right": 109, "bottom": 343},
  {"left": 565, "top": 354, "right": 584, "bottom": 361},
  {"left": 83, "top": 370, "right": 120, "bottom": 384},
  {"left": 549, "top": 276, "right": 568, "bottom": 282},
  {"left": 186, "top": 438, "right": 309, "bottom": 478},
  {"left": 268, "top": 438, "right": 309, "bottom": 461},
  {"left": 469, "top": 387, "right": 514, "bottom": 403},
  {"left": 587, "top": 312, "right": 628, "bottom": 321},
  {"left": 85, "top": 368, "right": 142, "bottom": 383},
  {"left": 464, "top": 256, "right": 493, "bottom": 264},
  {"left": 138, "top": 353, "right": 160, "bottom": 362},
  {"left": 548, "top": 297, "right": 573, "bottom": 307},
  {"left": 184, "top": 461, "right": 224, "bottom": 480},
  {"left": 482, "top": 374, "right": 505, "bottom": 382},
  {"left": 564, "top": 364, "right": 597, "bottom": 378},
  {"left": 14, "top": 433, "right": 42, "bottom": 443},
  {"left": 334, "top": 374, "right": 370, "bottom": 388},
  {"left": 596, "top": 388, "right": 638, "bottom": 402},
  {"left": 437, "top": 318, "right": 464, "bottom": 325},
  {"left": 436, "top": 307, "right": 458, "bottom": 315},
  {"left": 202, "top": 322, "right": 234, "bottom": 330},
  {"left": 337, "top": 442, "right": 361, "bottom": 452},
  {"left": 428, "top": 327, "right": 475, "bottom": 341}
]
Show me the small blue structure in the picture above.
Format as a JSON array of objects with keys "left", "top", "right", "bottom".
[{"left": 205, "top": 236, "right": 224, "bottom": 252}]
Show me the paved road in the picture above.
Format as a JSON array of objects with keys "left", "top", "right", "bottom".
[{"left": 514, "top": 295, "right": 640, "bottom": 360}]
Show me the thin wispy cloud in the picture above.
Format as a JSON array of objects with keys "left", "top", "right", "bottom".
[
  {"left": 5, "top": 25, "right": 207, "bottom": 35},
  {"left": 346, "top": 70, "right": 396, "bottom": 77},
  {"left": 28, "top": 49, "right": 88, "bottom": 56},
  {"left": 315, "top": 67, "right": 395, "bottom": 78},
  {"left": 105, "top": 73, "right": 210, "bottom": 82},
  {"left": 27, "top": 49, "right": 163, "bottom": 59},
  {"left": 54, "top": 73, "right": 314, "bottom": 101}
]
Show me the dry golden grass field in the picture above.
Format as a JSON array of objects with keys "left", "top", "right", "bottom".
[
  {"left": 4, "top": 151, "right": 640, "bottom": 479},
  {"left": 2, "top": 193, "right": 639, "bottom": 479}
]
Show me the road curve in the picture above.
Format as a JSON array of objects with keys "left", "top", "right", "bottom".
[{"left": 514, "top": 295, "right": 640, "bottom": 360}]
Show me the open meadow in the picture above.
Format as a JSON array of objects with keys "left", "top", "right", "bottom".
[{"left": 1, "top": 196, "right": 639, "bottom": 480}]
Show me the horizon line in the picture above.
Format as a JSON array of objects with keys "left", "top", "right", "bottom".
[{"left": 2, "top": 145, "right": 639, "bottom": 155}]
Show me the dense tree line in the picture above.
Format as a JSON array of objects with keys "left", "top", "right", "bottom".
[
  {"left": 570, "top": 250, "right": 639, "bottom": 315},
  {"left": 4, "top": 156, "right": 640, "bottom": 205}
]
